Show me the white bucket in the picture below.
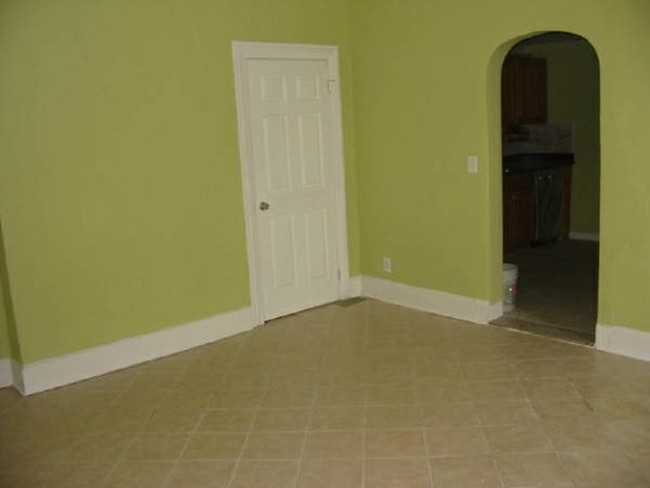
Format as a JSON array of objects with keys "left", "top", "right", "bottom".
[{"left": 503, "top": 263, "right": 518, "bottom": 312}]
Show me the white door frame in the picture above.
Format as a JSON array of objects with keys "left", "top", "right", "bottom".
[{"left": 232, "top": 41, "right": 351, "bottom": 325}]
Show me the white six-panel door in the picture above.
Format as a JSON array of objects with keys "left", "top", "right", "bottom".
[{"left": 234, "top": 43, "right": 349, "bottom": 322}]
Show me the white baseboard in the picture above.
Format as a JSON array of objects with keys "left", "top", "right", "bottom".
[
  {"left": 11, "top": 359, "right": 24, "bottom": 393},
  {"left": 361, "top": 276, "right": 499, "bottom": 325},
  {"left": 348, "top": 276, "right": 362, "bottom": 298},
  {"left": 12, "top": 288, "right": 647, "bottom": 396},
  {"left": 18, "top": 307, "right": 255, "bottom": 396},
  {"left": 0, "top": 358, "right": 12, "bottom": 388},
  {"left": 570, "top": 232, "right": 599, "bottom": 242},
  {"left": 596, "top": 323, "right": 650, "bottom": 362},
  {"left": 484, "top": 301, "right": 505, "bottom": 323}
]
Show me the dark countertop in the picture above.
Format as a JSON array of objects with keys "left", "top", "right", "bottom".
[{"left": 503, "top": 153, "right": 574, "bottom": 174}]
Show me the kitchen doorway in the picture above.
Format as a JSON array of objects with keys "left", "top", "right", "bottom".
[{"left": 493, "top": 32, "right": 600, "bottom": 344}]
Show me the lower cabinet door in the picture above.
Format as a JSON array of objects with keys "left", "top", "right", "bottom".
[{"left": 503, "top": 173, "right": 534, "bottom": 255}]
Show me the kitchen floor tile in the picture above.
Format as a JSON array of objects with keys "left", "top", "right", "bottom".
[
  {"left": 429, "top": 456, "right": 502, "bottom": 488},
  {"left": 230, "top": 460, "right": 299, "bottom": 488},
  {"left": 102, "top": 461, "right": 174, "bottom": 488},
  {"left": 366, "top": 429, "right": 427, "bottom": 458},
  {"left": 484, "top": 424, "right": 553, "bottom": 454},
  {"left": 309, "top": 407, "right": 365, "bottom": 430},
  {"left": 197, "top": 409, "right": 256, "bottom": 432},
  {"left": 365, "top": 458, "right": 432, "bottom": 488},
  {"left": 241, "top": 432, "right": 305, "bottom": 459},
  {"left": 297, "top": 458, "right": 362, "bottom": 488},
  {"left": 425, "top": 427, "right": 491, "bottom": 457},
  {"left": 124, "top": 434, "right": 188, "bottom": 461},
  {"left": 165, "top": 460, "right": 235, "bottom": 488},
  {"left": 182, "top": 433, "right": 246, "bottom": 460},
  {"left": 496, "top": 453, "right": 575, "bottom": 488},
  {"left": 303, "top": 431, "right": 363, "bottom": 459},
  {"left": 253, "top": 408, "right": 310, "bottom": 431},
  {"left": 366, "top": 406, "right": 422, "bottom": 429},
  {"left": 558, "top": 449, "right": 646, "bottom": 488}
]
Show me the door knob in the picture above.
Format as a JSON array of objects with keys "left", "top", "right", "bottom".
[{"left": 259, "top": 201, "right": 270, "bottom": 211}]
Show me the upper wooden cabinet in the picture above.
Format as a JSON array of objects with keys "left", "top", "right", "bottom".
[{"left": 501, "top": 56, "right": 547, "bottom": 131}]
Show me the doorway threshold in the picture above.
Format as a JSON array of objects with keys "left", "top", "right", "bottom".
[{"left": 490, "top": 315, "right": 595, "bottom": 346}]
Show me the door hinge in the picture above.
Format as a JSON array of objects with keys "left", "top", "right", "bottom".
[{"left": 327, "top": 79, "right": 336, "bottom": 94}]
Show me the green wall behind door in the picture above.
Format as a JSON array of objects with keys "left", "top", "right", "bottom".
[{"left": 0, "top": 278, "right": 9, "bottom": 359}]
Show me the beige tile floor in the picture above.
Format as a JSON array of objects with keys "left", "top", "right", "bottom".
[
  {"left": 497, "top": 240, "right": 599, "bottom": 344},
  {"left": 1, "top": 299, "right": 650, "bottom": 488}
]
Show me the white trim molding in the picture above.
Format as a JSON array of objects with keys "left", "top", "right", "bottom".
[
  {"left": 348, "top": 276, "right": 362, "bottom": 298},
  {"left": 0, "top": 358, "right": 13, "bottom": 388},
  {"left": 7, "top": 293, "right": 650, "bottom": 396},
  {"left": 485, "top": 301, "right": 505, "bottom": 323},
  {"left": 596, "top": 323, "right": 650, "bottom": 362},
  {"left": 17, "top": 307, "right": 255, "bottom": 396},
  {"left": 569, "top": 232, "right": 599, "bottom": 242},
  {"left": 361, "top": 276, "right": 501, "bottom": 325},
  {"left": 11, "top": 359, "right": 24, "bottom": 393}
]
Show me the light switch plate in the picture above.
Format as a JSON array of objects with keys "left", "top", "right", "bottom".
[{"left": 467, "top": 155, "right": 478, "bottom": 174}]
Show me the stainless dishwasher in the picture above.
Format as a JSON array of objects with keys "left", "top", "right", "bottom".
[{"left": 534, "top": 168, "right": 565, "bottom": 243}]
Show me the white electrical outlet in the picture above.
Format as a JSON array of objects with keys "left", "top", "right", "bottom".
[
  {"left": 382, "top": 256, "right": 392, "bottom": 273},
  {"left": 467, "top": 155, "right": 478, "bottom": 174}
]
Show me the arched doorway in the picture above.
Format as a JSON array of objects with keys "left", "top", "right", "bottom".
[{"left": 492, "top": 32, "right": 601, "bottom": 344}]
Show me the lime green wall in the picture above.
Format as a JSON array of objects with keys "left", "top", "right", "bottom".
[
  {"left": 352, "top": 1, "right": 491, "bottom": 299},
  {"left": 0, "top": 278, "right": 9, "bottom": 359},
  {"left": 514, "top": 40, "right": 600, "bottom": 235},
  {"left": 0, "top": 221, "right": 21, "bottom": 362},
  {"left": 0, "top": 0, "right": 359, "bottom": 362},
  {"left": 352, "top": 0, "right": 650, "bottom": 332}
]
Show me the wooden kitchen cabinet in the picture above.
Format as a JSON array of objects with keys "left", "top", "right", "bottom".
[
  {"left": 502, "top": 56, "right": 547, "bottom": 131},
  {"left": 503, "top": 172, "right": 534, "bottom": 255}
]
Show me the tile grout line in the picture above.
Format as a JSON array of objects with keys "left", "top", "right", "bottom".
[
  {"left": 157, "top": 347, "right": 241, "bottom": 488},
  {"left": 290, "top": 335, "right": 323, "bottom": 488},
  {"left": 361, "top": 303, "right": 370, "bottom": 488},
  {"left": 224, "top": 327, "right": 291, "bottom": 488},
  {"left": 414, "top": 334, "right": 436, "bottom": 488},
  {"left": 94, "top": 366, "right": 183, "bottom": 488},
  {"left": 490, "top": 454, "right": 507, "bottom": 488},
  {"left": 155, "top": 336, "right": 248, "bottom": 488}
]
